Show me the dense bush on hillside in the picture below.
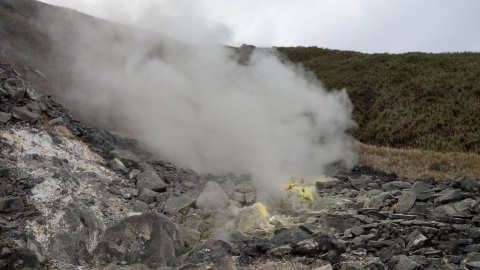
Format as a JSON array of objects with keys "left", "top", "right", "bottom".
[{"left": 277, "top": 47, "right": 480, "bottom": 153}]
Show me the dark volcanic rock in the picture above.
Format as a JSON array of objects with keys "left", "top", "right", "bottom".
[
  {"left": 460, "top": 178, "right": 480, "bottom": 193},
  {"left": 82, "top": 128, "right": 117, "bottom": 154},
  {"left": 0, "top": 197, "right": 25, "bottom": 212},
  {"left": 365, "top": 192, "right": 394, "bottom": 210},
  {"left": 3, "top": 78, "right": 25, "bottom": 100},
  {"left": 164, "top": 195, "right": 195, "bottom": 216},
  {"left": 48, "top": 117, "right": 64, "bottom": 125},
  {"left": 196, "top": 181, "right": 230, "bottom": 210},
  {"left": 177, "top": 168, "right": 199, "bottom": 182},
  {"left": 405, "top": 230, "right": 427, "bottom": 251},
  {"left": 180, "top": 227, "right": 200, "bottom": 248},
  {"left": 5, "top": 247, "right": 39, "bottom": 269},
  {"left": 392, "top": 255, "right": 423, "bottom": 270},
  {"left": 270, "top": 227, "right": 311, "bottom": 246},
  {"left": 0, "top": 167, "right": 10, "bottom": 179},
  {"left": 138, "top": 188, "right": 158, "bottom": 204},
  {"left": 237, "top": 237, "right": 273, "bottom": 265},
  {"left": 351, "top": 177, "right": 370, "bottom": 190},
  {"left": 379, "top": 239, "right": 406, "bottom": 262},
  {"left": 186, "top": 239, "right": 235, "bottom": 267},
  {"left": 411, "top": 182, "right": 432, "bottom": 201},
  {"left": 395, "top": 191, "right": 416, "bottom": 213},
  {"left": 431, "top": 205, "right": 457, "bottom": 218},
  {"left": 94, "top": 212, "right": 185, "bottom": 268},
  {"left": 435, "top": 189, "right": 463, "bottom": 205},
  {"left": 12, "top": 106, "right": 40, "bottom": 124},
  {"left": 135, "top": 170, "right": 167, "bottom": 192},
  {"left": 408, "top": 202, "right": 429, "bottom": 215},
  {"left": 108, "top": 148, "right": 141, "bottom": 167},
  {"left": 0, "top": 111, "right": 12, "bottom": 124},
  {"left": 292, "top": 234, "right": 344, "bottom": 255},
  {"left": 382, "top": 181, "right": 412, "bottom": 192},
  {"left": 316, "top": 179, "right": 344, "bottom": 191}
]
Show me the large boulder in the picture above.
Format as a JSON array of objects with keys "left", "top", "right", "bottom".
[
  {"left": 196, "top": 181, "right": 230, "bottom": 210},
  {"left": 94, "top": 212, "right": 185, "bottom": 268}
]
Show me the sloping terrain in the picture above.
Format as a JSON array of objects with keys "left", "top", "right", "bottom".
[{"left": 2, "top": 63, "right": 480, "bottom": 270}]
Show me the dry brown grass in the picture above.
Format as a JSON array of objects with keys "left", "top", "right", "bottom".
[{"left": 359, "top": 142, "right": 480, "bottom": 180}]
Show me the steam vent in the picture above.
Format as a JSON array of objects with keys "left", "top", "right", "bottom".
[
  {"left": 0, "top": 63, "right": 477, "bottom": 270},
  {"left": 0, "top": 62, "right": 480, "bottom": 268}
]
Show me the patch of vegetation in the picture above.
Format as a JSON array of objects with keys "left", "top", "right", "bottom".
[
  {"left": 359, "top": 142, "right": 480, "bottom": 180},
  {"left": 277, "top": 47, "right": 480, "bottom": 154}
]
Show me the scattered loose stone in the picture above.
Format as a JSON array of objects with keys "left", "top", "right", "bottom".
[
  {"left": 0, "top": 197, "right": 25, "bottom": 212},
  {"left": 395, "top": 191, "right": 416, "bottom": 213},
  {"left": 164, "top": 195, "right": 195, "bottom": 216},
  {"left": 107, "top": 148, "right": 141, "bottom": 167},
  {"left": 0, "top": 111, "right": 12, "bottom": 124},
  {"left": 382, "top": 181, "right": 412, "bottom": 192},
  {"left": 48, "top": 117, "right": 64, "bottom": 125},
  {"left": 136, "top": 170, "right": 167, "bottom": 192},
  {"left": 12, "top": 106, "right": 40, "bottom": 124},
  {"left": 138, "top": 188, "right": 158, "bottom": 204},
  {"left": 196, "top": 181, "right": 230, "bottom": 210}
]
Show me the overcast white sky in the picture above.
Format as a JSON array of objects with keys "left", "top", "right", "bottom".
[{"left": 39, "top": 0, "right": 480, "bottom": 53}]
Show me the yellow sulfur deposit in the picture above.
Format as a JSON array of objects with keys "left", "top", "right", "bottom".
[
  {"left": 316, "top": 175, "right": 328, "bottom": 183},
  {"left": 298, "top": 186, "right": 314, "bottom": 201},
  {"left": 252, "top": 202, "right": 269, "bottom": 217},
  {"left": 284, "top": 182, "right": 301, "bottom": 191},
  {"left": 284, "top": 182, "right": 314, "bottom": 202}
]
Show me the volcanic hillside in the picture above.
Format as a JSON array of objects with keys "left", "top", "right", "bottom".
[{"left": 2, "top": 1, "right": 480, "bottom": 270}]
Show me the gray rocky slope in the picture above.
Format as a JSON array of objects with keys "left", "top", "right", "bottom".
[{"left": 1, "top": 63, "right": 480, "bottom": 270}]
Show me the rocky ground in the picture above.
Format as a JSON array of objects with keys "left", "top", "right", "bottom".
[{"left": 1, "top": 62, "right": 480, "bottom": 270}]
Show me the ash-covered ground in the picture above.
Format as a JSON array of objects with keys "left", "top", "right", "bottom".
[{"left": 1, "top": 63, "right": 480, "bottom": 270}]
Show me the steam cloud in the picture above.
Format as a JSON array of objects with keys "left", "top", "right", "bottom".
[{"left": 45, "top": 4, "right": 357, "bottom": 193}]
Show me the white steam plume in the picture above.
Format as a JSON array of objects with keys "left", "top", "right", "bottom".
[{"left": 44, "top": 5, "right": 357, "bottom": 194}]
